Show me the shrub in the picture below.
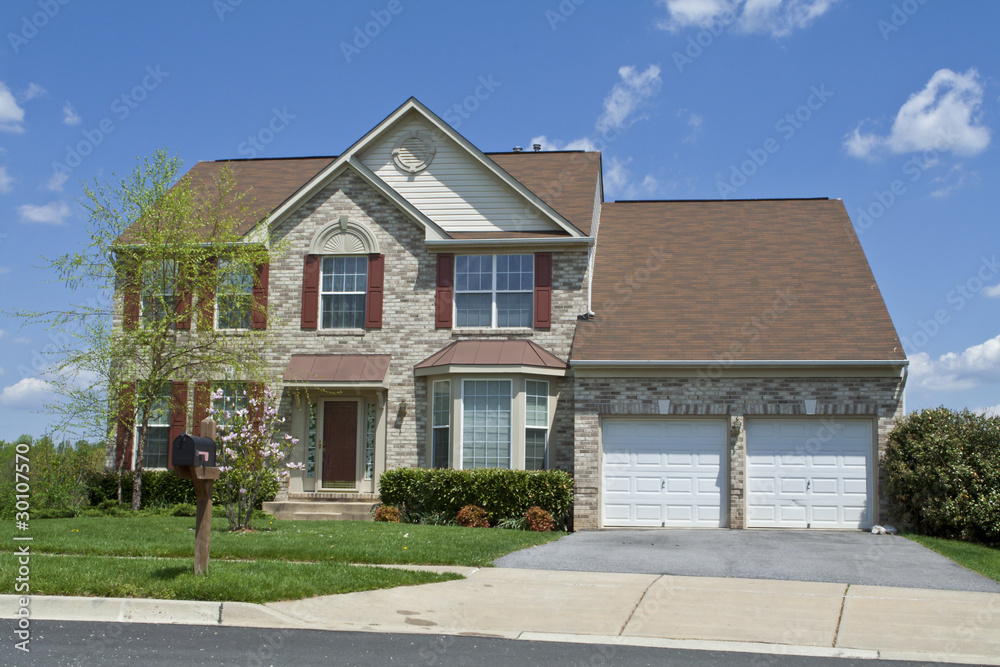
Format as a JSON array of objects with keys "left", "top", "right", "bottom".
[
  {"left": 83, "top": 469, "right": 278, "bottom": 510},
  {"left": 171, "top": 503, "right": 197, "bottom": 517},
  {"left": 456, "top": 504, "right": 489, "bottom": 528},
  {"left": 524, "top": 506, "right": 555, "bottom": 532},
  {"left": 0, "top": 437, "right": 105, "bottom": 518},
  {"left": 378, "top": 468, "right": 573, "bottom": 528},
  {"left": 373, "top": 505, "right": 402, "bottom": 522},
  {"left": 884, "top": 407, "right": 1000, "bottom": 546}
]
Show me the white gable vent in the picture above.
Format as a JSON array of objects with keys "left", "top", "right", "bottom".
[{"left": 392, "top": 130, "right": 436, "bottom": 174}]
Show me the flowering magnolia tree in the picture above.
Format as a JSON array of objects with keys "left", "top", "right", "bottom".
[{"left": 209, "top": 386, "right": 302, "bottom": 531}]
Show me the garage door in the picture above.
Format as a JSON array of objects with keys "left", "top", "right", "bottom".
[
  {"left": 602, "top": 419, "right": 726, "bottom": 527},
  {"left": 746, "top": 418, "right": 872, "bottom": 529}
]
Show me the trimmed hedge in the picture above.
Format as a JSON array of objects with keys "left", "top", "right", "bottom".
[
  {"left": 84, "top": 469, "right": 279, "bottom": 510},
  {"left": 378, "top": 468, "right": 573, "bottom": 528},
  {"left": 884, "top": 407, "right": 1000, "bottom": 546}
]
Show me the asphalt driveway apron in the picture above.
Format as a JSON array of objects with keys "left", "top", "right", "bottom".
[{"left": 495, "top": 529, "right": 1000, "bottom": 593}]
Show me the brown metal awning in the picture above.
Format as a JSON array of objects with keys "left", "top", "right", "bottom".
[
  {"left": 414, "top": 340, "right": 568, "bottom": 376},
  {"left": 283, "top": 354, "right": 391, "bottom": 386}
]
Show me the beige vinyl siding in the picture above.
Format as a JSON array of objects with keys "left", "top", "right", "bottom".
[{"left": 358, "top": 116, "right": 561, "bottom": 233}]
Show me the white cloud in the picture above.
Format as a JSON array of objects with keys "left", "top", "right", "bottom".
[
  {"left": 604, "top": 156, "right": 659, "bottom": 199},
  {"left": 45, "top": 170, "right": 69, "bottom": 191},
  {"left": 657, "top": 0, "right": 836, "bottom": 37},
  {"left": 12, "top": 337, "right": 30, "bottom": 345},
  {"left": 0, "top": 82, "right": 26, "bottom": 133},
  {"left": 0, "top": 329, "right": 4, "bottom": 340},
  {"left": 909, "top": 334, "right": 1000, "bottom": 392},
  {"left": 0, "top": 377, "right": 53, "bottom": 409},
  {"left": 18, "top": 83, "right": 47, "bottom": 102},
  {"left": 929, "top": 163, "right": 980, "bottom": 198},
  {"left": 0, "top": 266, "right": 10, "bottom": 275},
  {"left": 844, "top": 68, "right": 991, "bottom": 160},
  {"left": 18, "top": 200, "right": 70, "bottom": 225},
  {"left": 0, "top": 166, "right": 12, "bottom": 194},
  {"left": 596, "top": 65, "right": 662, "bottom": 133},
  {"left": 983, "top": 284, "right": 1000, "bottom": 298},
  {"left": 62, "top": 101, "right": 81, "bottom": 126},
  {"left": 677, "top": 108, "right": 704, "bottom": 143}
]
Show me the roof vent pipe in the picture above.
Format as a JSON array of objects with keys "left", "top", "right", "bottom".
[
  {"left": 533, "top": 144, "right": 542, "bottom": 152},
  {"left": 513, "top": 146, "right": 523, "bottom": 152}
]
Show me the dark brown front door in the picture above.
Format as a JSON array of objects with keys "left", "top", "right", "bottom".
[{"left": 323, "top": 401, "right": 358, "bottom": 485}]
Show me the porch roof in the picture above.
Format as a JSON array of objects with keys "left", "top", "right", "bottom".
[
  {"left": 282, "top": 354, "right": 391, "bottom": 386},
  {"left": 414, "top": 340, "right": 568, "bottom": 376}
]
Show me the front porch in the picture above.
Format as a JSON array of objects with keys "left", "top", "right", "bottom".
[{"left": 263, "top": 492, "right": 379, "bottom": 521}]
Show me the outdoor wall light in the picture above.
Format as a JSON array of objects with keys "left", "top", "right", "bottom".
[
  {"left": 731, "top": 417, "right": 742, "bottom": 438},
  {"left": 398, "top": 400, "right": 407, "bottom": 419}
]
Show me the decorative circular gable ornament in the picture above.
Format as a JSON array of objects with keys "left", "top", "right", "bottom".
[{"left": 392, "top": 130, "right": 436, "bottom": 174}]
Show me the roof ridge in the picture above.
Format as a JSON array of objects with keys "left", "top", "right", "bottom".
[{"left": 610, "top": 197, "right": 831, "bottom": 203}]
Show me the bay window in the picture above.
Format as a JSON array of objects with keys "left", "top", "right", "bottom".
[
  {"left": 462, "top": 379, "right": 512, "bottom": 469},
  {"left": 524, "top": 380, "right": 549, "bottom": 470}
]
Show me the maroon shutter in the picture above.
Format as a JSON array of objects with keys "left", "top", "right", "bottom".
[
  {"left": 251, "top": 261, "right": 269, "bottom": 330},
  {"left": 301, "top": 254, "right": 320, "bottom": 329},
  {"left": 249, "top": 382, "right": 265, "bottom": 427},
  {"left": 115, "top": 382, "right": 136, "bottom": 469},
  {"left": 192, "top": 382, "right": 211, "bottom": 437},
  {"left": 534, "top": 252, "right": 552, "bottom": 328},
  {"left": 366, "top": 253, "right": 384, "bottom": 329},
  {"left": 197, "top": 258, "right": 216, "bottom": 331},
  {"left": 167, "top": 381, "right": 188, "bottom": 468},
  {"left": 122, "top": 260, "right": 140, "bottom": 331},
  {"left": 175, "top": 267, "right": 192, "bottom": 331},
  {"left": 435, "top": 253, "right": 453, "bottom": 329}
]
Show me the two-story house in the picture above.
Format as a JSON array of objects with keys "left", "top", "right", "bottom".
[{"left": 115, "top": 98, "right": 907, "bottom": 531}]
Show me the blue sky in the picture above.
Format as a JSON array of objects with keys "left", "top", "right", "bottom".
[{"left": 0, "top": 0, "right": 997, "bottom": 440}]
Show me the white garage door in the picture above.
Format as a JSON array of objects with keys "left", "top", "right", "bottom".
[
  {"left": 746, "top": 418, "right": 872, "bottom": 529},
  {"left": 602, "top": 419, "right": 726, "bottom": 528}
]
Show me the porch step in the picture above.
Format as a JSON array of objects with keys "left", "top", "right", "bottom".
[{"left": 262, "top": 500, "right": 377, "bottom": 522}]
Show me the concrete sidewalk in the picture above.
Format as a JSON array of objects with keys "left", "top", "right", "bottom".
[{"left": 7, "top": 567, "right": 1000, "bottom": 664}]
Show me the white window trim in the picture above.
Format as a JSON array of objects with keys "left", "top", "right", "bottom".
[
  {"left": 458, "top": 377, "right": 514, "bottom": 470},
  {"left": 141, "top": 259, "right": 177, "bottom": 330},
  {"left": 215, "top": 259, "right": 253, "bottom": 331},
  {"left": 454, "top": 254, "right": 534, "bottom": 329},
  {"left": 431, "top": 380, "right": 451, "bottom": 468},
  {"left": 319, "top": 255, "right": 368, "bottom": 330},
  {"left": 525, "top": 379, "right": 549, "bottom": 471},
  {"left": 136, "top": 384, "right": 172, "bottom": 470}
]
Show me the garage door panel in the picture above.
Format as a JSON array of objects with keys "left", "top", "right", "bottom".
[
  {"left": 747, "top": 418, "right": 872, "bottom": 529},
  {"left": 602, "top": 418, "right": 726, "bottom": 528}
]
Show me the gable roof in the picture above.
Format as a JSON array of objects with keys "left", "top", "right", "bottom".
[
  {"left": 487, "top": 151, "right": 602, "bottom": 236},
  {"left": 572, "top": 198, "right": 906, "bottom": 364}
]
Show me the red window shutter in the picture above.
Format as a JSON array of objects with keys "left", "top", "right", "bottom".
[
  {"left": 249, "top": 382, "right": 265, "bottom": 426},
  {"left": 121, "top": 261, "right": 140, "bottom": 331},
  {"left": 115, "top": 382, "right": 136, "bottom": 469},
  {"left": 167, "top": 381, "right": 188, "bottom": 467},
  {"left": 251, "top": 261, "right": 269, "bottom": 330},
  {"left": 534, "top": 252, "right": 553, "bottom": 328},
  {"left": 366, "top": 253, "right": 384, "bottom": 329},
  {"left": 175, "top": 270, "right": 193, "bottom": 331},
  {"left": 435, "top": 253, "right": 453, "bottom": 329},
  {"left": 301, "top": 254, "right": 320, "bottom": 329},
  {"left": 197, "top": 258, "right": 216, "bottom": 331},
  {"left": 193, "top": 382, "right": 211, "bottom": 437}
]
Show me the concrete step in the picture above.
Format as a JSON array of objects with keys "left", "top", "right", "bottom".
[{"left": 262, "top": 500, "right": 376, "bottom": 522}]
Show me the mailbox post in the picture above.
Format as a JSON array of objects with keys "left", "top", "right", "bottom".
[{"left": 171, "top": 417, "right": 220, "bottom": 575}]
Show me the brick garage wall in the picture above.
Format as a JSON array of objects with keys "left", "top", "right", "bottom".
[
  {"left": 573, "top": 374, "right": 905, "bottom": 530},
  {"left": 266, "top": 170, "right": 588, "bottom": 473}
]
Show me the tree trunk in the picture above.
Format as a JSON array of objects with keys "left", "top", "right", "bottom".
[{"left": 132, "top": 418, "right": 148, "bottom": 511}]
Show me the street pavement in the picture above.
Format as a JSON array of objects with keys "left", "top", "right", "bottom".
[{"left": 496, "top": 529, "right": 1000, "bottom": 593}]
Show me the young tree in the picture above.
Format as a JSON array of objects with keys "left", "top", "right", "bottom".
[{"left": 17, "top": 149, "right": 276, "bottom": 509}]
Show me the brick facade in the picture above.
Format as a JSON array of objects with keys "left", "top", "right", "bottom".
[{"left": 572, "top": 374, "right": 905, "bottom": 530}]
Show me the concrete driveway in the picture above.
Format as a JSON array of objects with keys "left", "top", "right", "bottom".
[{"left": 495, "top": 530, "right": 1000, "bottom": 593}]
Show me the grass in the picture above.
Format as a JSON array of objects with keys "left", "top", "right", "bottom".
[
  {"left": 0, "top": 516, "right": 564, "bottom": 566},
  {"left": 0, "top": 516, "right": 564, "bottom": 602},
  {"left": 905, "top": 534, "right": 1000, "bottom": 583}
]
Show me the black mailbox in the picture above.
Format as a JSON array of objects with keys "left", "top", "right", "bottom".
[{"left": 171, "top": 434, "right": 217, "bottom": 467}]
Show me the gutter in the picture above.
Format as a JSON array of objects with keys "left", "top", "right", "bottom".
[
  {"left": 570, "top": 359, "right": 909, "bottom": 368},
  {"left": 425, "top": 237, "right": 594, "bottom": 248}
]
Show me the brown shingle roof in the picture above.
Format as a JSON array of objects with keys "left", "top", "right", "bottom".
[
  {"left": 283, "top": 354, "right": 391, "bottom": 383},
  {"left": 572, "top": 199, "right": 905, "bottom": 363},
  {"left": 415, "top": 340, "right": 568, "bottom": 370},
  {"left": 487, "top": 151, "right": 601, "bottom": 236}
]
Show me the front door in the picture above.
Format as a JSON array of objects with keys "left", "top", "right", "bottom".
[{"left": 323, "top": 401, "right": 358, "bottom": 486}]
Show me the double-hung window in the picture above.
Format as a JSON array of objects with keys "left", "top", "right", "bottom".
[
  {"left": 141, "top": 384, "right": 171, "bottom": 469},
  {"left": 321, "top": 256, "right": 367, "bottom": 329},
  {"left": 217, "top": 260, "right": 253, "bottom": 330},
  {"left": 455, "top": 255, "right": 533, "bottom": 328},
  {"left": 462, "top": 380, "right": 512, "bottom": 469},
  {"left": 212, "top": 381, "right": 248, "bottom": 431},
  {"left": 431, "top": 380, "right": 451, "bottom": 468},
  {"left": 142, "top": 259, "right": 176, "bottom": 329},
  {"left": 524, "top": 380, "right": 549, "bottom": 470}
]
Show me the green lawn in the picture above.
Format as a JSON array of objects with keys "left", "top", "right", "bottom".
[
  {"left": 905, "top": 534, "right": 1000, "bottom": 583},
  {"left": 0, "top": 516, "right": 564, "bottom": 602}
]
